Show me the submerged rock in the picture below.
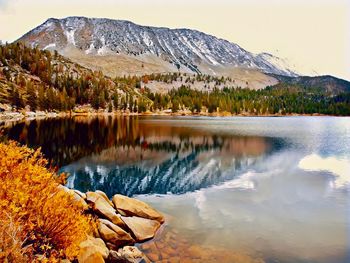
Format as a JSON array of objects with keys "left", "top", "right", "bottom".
[
  {"left": 112, "top": 194, "right": 165, "bottom": 223},
  {"left": 121, "top": 216, "right": 161, "bottom": 242}
]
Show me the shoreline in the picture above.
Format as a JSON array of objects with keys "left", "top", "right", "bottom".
[{"left": 0, "top": 110, "right": 345, "bottom": 124}]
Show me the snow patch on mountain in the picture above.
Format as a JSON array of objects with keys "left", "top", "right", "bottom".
[
  {"left": 65, "top": 29, "right": 76, "bottom": 46},
  {"left": 43, "top": 43, "right": 56, "bottom": 50},
  {"left": 85, "top": 43, "right": 95, "bottom": 54},
  {"left": 97, "top": 36, "right": 110, "bottom": 55},
  {"left": 256, "top": 52, "right": 299, "bottom": 75}
]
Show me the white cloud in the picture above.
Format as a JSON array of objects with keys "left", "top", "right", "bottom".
[{"left": 299, "top": 154, "right": 350, "bottom": 188}]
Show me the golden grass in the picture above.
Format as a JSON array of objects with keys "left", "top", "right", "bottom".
[{"left": 0, "top": 141, "right": 93, "bottom": 262}]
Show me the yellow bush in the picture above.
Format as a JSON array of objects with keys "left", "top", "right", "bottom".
[
  {"left": 0, "top": 141, "right": 93, "bottom": 262},
  {"left": 0, "top": 213, "right": 28, "bottom": 262}
]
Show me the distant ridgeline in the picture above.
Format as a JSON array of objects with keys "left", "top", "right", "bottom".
[{"left": 0, "top": 43, "right": 349, "bottom": 116}]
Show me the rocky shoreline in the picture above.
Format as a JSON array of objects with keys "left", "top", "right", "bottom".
[{"left": 62, "top": 187, "right": 165, "bottom": 263}]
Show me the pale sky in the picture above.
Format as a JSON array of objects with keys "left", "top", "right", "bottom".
[{"left": 1, "top": 0, "right": 349, "bottom": 80}]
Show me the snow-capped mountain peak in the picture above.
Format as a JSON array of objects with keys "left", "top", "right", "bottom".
[{"left": 18, "top": 16, "right": 299, "bottom": 77}]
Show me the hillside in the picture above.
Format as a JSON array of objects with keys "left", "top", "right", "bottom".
[
  {"left": 0, "top": 43, "right": 148, "bottom": 112},
  {"left": 270, "top": 74, "right": 350, "bottom": 94}
]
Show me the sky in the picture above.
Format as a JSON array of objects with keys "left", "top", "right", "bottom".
[{"left": 1, "top": 0, "right": 349, "bottom": 80}]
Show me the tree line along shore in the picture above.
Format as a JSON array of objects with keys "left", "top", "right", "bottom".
[{"left": 1, "top": 43, "right": 349, "bottom": 118}]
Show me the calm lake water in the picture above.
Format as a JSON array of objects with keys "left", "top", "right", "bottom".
[{"left": 1, "top": 116, "right": 350, "bottom": 263}]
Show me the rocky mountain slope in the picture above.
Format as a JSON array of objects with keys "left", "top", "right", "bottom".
[{"left": 18, "top": 16, "right": 298, "bottom": 79}]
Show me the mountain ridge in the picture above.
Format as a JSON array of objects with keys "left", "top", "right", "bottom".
[{"left": 17, "top": 16, "right": 299, "bottom": 78}]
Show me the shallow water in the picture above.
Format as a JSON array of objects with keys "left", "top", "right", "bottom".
[{"left": 2, "top": 116, "right": 350, "bottom": 262}]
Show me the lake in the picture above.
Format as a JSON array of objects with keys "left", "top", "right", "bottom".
[{"left": 1, "top": 116, "right": 349, "bottom": 263}]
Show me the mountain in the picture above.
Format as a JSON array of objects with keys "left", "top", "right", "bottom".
[
  {"left": 17, "top": 16, "right": 298, "bottom": 79},
  {"left": 270, "top": 74, "right": 350, "bottom": 94}
]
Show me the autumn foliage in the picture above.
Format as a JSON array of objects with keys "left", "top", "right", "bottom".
[{"left": 0, "top": 141, "right": 93, "bottom": 262}]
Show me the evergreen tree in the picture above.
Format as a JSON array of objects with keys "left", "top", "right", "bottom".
[
  {"left": 108, "top": 102, "right": 113, "bottom": 112},
  {"left": 38, "top": 86, "right": 46, "bottom": 110},
  {"left": 26, "top": 81, "right": 37, "bottom": 111},
  {"left": 113, "top": 92, "right": 119, "bottom": 110},
  {"left": 10, "top": 86, "right": 24, "bottom": 109}
]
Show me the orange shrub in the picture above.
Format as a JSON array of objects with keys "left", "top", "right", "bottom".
[
  {"left": 0, "top": 213, "right": 28, "bottom": 262},
  {"left": 0, "top": 141, "right": 93, "bottom": 262}
]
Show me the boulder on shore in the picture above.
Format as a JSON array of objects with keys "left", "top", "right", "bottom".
[
  {"left": 121, "top": 216, "right": 161, "bottom": 242},
  {"left": 106, "top": 250, "right": 130, "bottom": 263},
  {"left": 96, "top": 190, "right": 114, "bottom": 207},
  {"left": 117, "top": 246, "right": 150, "bottom": 263},
  {"left": 78, "top": 236, "right": 109, "bottom": 263},
  {"left": 76, "top": 190, "right": 164, "bottom": 263},
  {"left": 74, "top": 189, "right": 87, "bottom": 199},
  {"left": 98, "top": 219, "right": 135, "bottom": 248},
  {"left": 58, "top": 185, "right": 89, "bottom": 210},
  {"left": 86, "top": 192, "right": 126, "bottom": 228},
  {"left": 112, "top": 194, "right": 165, "bottom": 223}
]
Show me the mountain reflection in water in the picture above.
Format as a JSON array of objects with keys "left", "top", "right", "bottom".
[{"left": 1, "top": 116, "right": 285, "bottom": 196}]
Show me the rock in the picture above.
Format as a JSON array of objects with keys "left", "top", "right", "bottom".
[
  {"left": 162, "top": 246, "right": 176, "bottom": 257},
  {"left": 58, "top": 185, "right": 71, "bottom": 193},
  {"left": 86, "top": 192, "right": 126, "bottom": 227},
  {"left": 168, "top": 257, "right": 181, "bottom": 263},
  {"left": 106, "top": 250, "right": 130, "bottom": 263},
  {"left": 112, "top": 194, "right": 164, "bottom": 223},
  {"left": 74, "top": 189, "right": 87, "bottom": 199},
  {"left": 145, "top": 252, "right": 160, "bottom": 262},
  {"left": 78, "top": 237, "right": 109, "bottom": 263},
  {"left": 139, "top": 242, "right": 161, "bottom": 261},
  {"left": 105, "top": 247, "right": 150, "bottom": 263},
  {"left": 86, "top": 191, "right": 103, "bottom": 203},
  {"left": 140, "top": 241, "right": 157, "bottom": 252},
  {"left": 186, "top": 245, "right": 205, "bottom": 259},
  {"left": 155, "top": 241, "right": 165, "bottom": 249},
  {"left": 96, "top": 190, "right": 114, "bottom": 207},
  {"left": 73, "top": 192, "right": 89, "bottom": 210},
  {"left": 78, "top": 252, "right": 105, "bottom": 263},
  {"left": 58, "top": 185, "right": 88, "bottom": 210},
  {"left": 121, "top": 216, "right": 161, "bottom": 242},
  {"left": 118, "top": 246, "right": 150, "bottom": 263},
  {"left": 183, "top": 259, "right": 201, "bottom": 263},
  {"left": 105, "top": 242, "right": 119, "bottom": 252},
  {"left": 98, "top": 219, "right": 135, "bottom": 248}
]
